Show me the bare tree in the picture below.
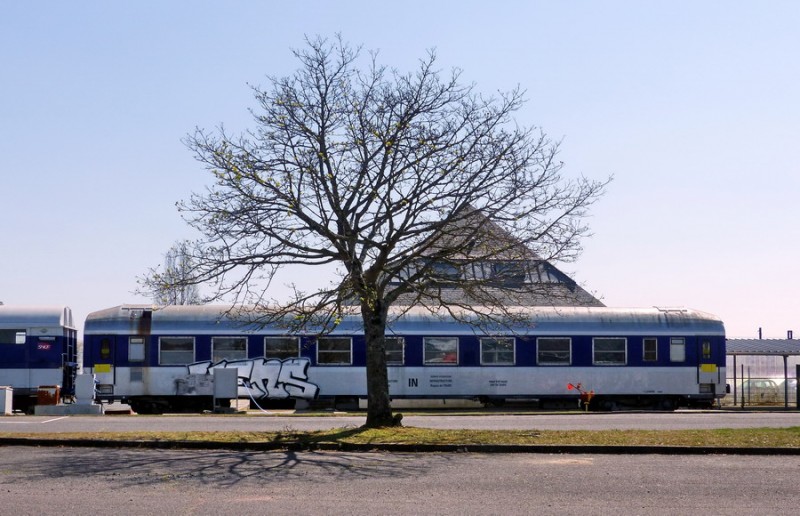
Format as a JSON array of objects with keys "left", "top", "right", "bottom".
[
  {"left": 140, "top": 241, "right": 202, "bottom": 305},
  {"left": 174, "top": 36, "right": 608, "bottom": 427}
]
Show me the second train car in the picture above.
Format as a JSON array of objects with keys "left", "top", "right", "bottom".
[
  {"left": 0, "top": 305, "right": 78, "bottom": 412},
  {"left": 82, "top": 304, "right": 726, "bottom": 413}
]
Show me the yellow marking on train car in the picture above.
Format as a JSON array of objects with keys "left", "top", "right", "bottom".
[
  {"left": 94, "top": 363, "right": 112, "bottom": 373},
  {"left": 700, "top": 364, "right": 717, "bottom": 373}
]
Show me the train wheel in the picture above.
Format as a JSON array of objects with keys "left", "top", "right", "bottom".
[
  {"left": 658, "top": 397, "right": 677, "bottom": 411},
  {"left": 333, "top": 397, "right": 359, "bottom": 411},
  {"left": 128, "top": 401, "right": 146, "bottom": 414},
  {"left": 591, "top": 398, "right": 616, "bottom": 411},
  {"left": 129, "top": 400, "right": 165, "bottom": 415}
]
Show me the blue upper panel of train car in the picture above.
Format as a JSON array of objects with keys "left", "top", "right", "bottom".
[
  {"left": 84, "top": 305, "right": 725, "bottom": 337},
  {"left": 0, "top": 305, "right": 76, "bottom": 333}
]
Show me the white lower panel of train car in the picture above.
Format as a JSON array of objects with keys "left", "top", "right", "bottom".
[
  {"left": 0, "top": 368, "right": 64, "bottom": 393},
  {"left": 319, "top": 366, "right": 725, "bottom": 398},
  {"left": 88, "top": 360, "right": 725, "bottom": 402}
]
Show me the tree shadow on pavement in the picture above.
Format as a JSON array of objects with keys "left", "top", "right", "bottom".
[{"left": 5, "top": 445, "right": 452, "bottom": 489}]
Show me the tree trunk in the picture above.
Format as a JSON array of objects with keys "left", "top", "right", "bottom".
[{"left": 362, "top": 300, "right": 400, "bottom": 428}]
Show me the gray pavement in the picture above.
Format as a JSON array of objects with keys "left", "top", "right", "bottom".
[{"left": 1, "top": 446, "right": 798, "bottom": 515}]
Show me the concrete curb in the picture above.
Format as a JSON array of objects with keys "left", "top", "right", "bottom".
[{"left": 2, "top": 437, "right": 799, "bottom": 455}]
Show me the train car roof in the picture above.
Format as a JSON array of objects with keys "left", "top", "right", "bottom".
[
  {"left": 84, "top": 304, "right": 725, "bottom": 336},
  {"left": 0, "top": 305, "right": 75, "bottom": 331}
]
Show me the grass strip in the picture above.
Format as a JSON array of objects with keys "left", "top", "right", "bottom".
[{"left": 2, "top": 426, "right": 800, "bottom": 448}]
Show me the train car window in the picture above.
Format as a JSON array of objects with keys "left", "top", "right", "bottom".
[
  {"left": 643, "top": 338, "right": 658, "bottom": 362},
  {"left": 481, "top": 337, "right": 515, "bottom": 365},
  {"left": 537, "top": 337, "right": 571, "bottom": 365},
  {"left": 0, "top": 329, "right": 26, "bottom": 344},
  {"left": 213, "top": 337, "right": 247, "bottom": 362},
  {"left": 265, "top": 337, "right": 300, "bottom": 360},
  {"left": 385, "top": 337, "right": 405, "bottom": 365},
  {"left": 702, "top": 340, "right": 711, "bottom": 359},
  {"left": 592, "top": 337, "right": 627, "bottom": 365},
  {"left": 424, "top": 337, "right": 458, "bottom": 365},
  {"left": 670, "top": 337, "right": 686, "bottom": 362},
  {"left": 159, "top": 337, "right": 195, "bottom": 365},
  {"left": 100, "top": 338, "right": 111, "bottom": 360},
  {"left": 128, "top": 337, "right": 145, "bottom": 362},
  {"left": 317, "top": 337, "right": 352, "bottom": 365}
]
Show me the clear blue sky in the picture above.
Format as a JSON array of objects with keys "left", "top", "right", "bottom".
[{"left": 1, "top": 1, "right": 797, "bottom": 338}]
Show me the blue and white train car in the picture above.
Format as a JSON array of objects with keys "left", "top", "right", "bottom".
[
  {"left": 0, "top": 305, "right": 78, "bottom": 412},
  {"left": 83, "top": 304, "right": 726, "bottom": 413}
]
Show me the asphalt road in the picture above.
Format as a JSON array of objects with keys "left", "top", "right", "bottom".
[
  {"left": 1, "top": 446, "right": 797, "bottom": 515},
  {"left": 1, "top": 410, "right": 799, "bottom": 434}
]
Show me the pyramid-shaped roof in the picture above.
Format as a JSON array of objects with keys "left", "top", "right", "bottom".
[{"left": 390, "top": 206, "right": 604, "bottom": 307}]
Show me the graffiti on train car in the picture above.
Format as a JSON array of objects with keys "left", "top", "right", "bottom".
[{"left": 187, "top": 357, "right": 320, "bottom": 400}]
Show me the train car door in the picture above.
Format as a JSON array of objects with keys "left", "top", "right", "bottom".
[
  {"left": 60, "top": 327, "right": 78, "bottom": 397},
  {"left": 92, "top": 336, "right": 116, "bottom": 395},
  {"left": 697, "top": 337, "right": 721, "bottom": 387}
]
